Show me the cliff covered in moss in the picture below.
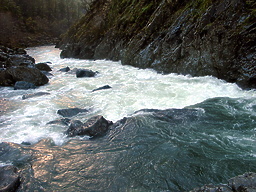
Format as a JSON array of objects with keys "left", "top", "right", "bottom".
[{"left": 58, "top": 0, "right": 256, "bottom": 89}]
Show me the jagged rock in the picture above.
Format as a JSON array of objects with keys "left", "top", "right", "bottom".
[
  {"left": 0, "top": 66, "right": 49, "bottom": 86},
  {"left": 228, "top": 172, "right": 256, "bottom": 192},
  {"left": 35, "top": 62, "right": 52, "bottom": 71},
  {"left": 14, "top": 81, "right": 36, "bottom": 90},
  {"left": 0, "top": 166, "right": 21, "bottom": 192},
  {"left": 22, "top": 92, "right": 50, "bottom": 100},
  {"left": 76, "top": 69, "right": 97, "bottom": 78},
  {"left": 190, "top": 184, "right": 232, "bottom": 192},
  {"left": 92, "top": 85, "right": 112, "bottom": 92},
  {"left": 59, "top": 66, "right": 70, "bottom": 72},
  {"left": 57, "top": 108, "right": 90, "bottom": 117},
  {"left": 190, "top": 173, "right": 256, "bottom": 192},
  {"left": 66, "top": 115, "right": 113, "bottom": 137}
]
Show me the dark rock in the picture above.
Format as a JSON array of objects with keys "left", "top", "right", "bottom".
[
  {"left": 22, "top": 92, "right": 50, "bottom": 100},
  {"left": 21, "top": 142, "right": 31, "bottom": 145},
  {"left": 66, "top": 115, "right": 113, "bottom": 137},
  {"left": 92, "top": 85, "right": 112, "bottom": 92},
  {"left": 35, "top": 63, "right": 52, "bottom": 71},
  {"left": 0, "top": 52, "right": 8, "bottom": 62},
  {"left": 14, "top": 81, "right": 36, "bottom": 90},
  {"left": 14, "top": 48, "right": 26, "bottom": 55},
  {"left": 57, "top": 108, "right": 90, "bottom": 117},
  {"left": 0, "top": 166, "right": 21, "bottom": 192},
  {"left": 190, "top": 184, "right": 232, "bottom": 192},
  {"left": 76, "top": 69, "right": 97, "bottom": 78},
  {"left": 0, "top": 70, "right": 15, "bottom": 86},
  {"left": 59, "top": 66, "right": 70, "bottom": 72},
  {"left": 6, "top": 54, "right": 35, "bottom": 68},
  {"left": 191, "top": 172, "right": 256, "bottom": 192},
  {"left": 0, "top": 46, "right": 50, "bottom": 88},
  {"left": 0, "top": 142, "right": 32, "bottom": 167},
  {"left": 47, "top": 118, "right": 71, "bottom": 126},
  {"left": 228, "top": 172, "right": 256, "bottom": 192},
  {"left": 0, "top": 66, "right": 49, "bottom": 86}
]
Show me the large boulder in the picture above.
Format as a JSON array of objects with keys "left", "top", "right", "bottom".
[
  {"left": 22, "top": 92, "right": 50, "bottom": 100},
  {"left": 0, "top": 166, "right": 21, "bottom": 192},
  {"left": 0, "top": 66, "right": 49, "bottom": 86},
  {"left": 66, "top": 115, "right": 113, "bottom": 137}
]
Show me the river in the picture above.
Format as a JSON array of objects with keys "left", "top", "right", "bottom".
[{"left": 0, "top": 46, "right": 256, "bottom": 191}]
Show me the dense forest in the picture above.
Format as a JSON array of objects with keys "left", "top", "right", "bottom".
[{"left": 0, "top": 0, "right": 87, "bottom": 47}]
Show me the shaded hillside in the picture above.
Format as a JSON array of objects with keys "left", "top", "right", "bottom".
[
  {"left": 58, "top": 0, "right": 256, "bottom": 89},
  {"left": 0, "top": 0, "right": 83, "bottom": 47}
]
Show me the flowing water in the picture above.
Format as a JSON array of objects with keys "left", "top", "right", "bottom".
[{"left": 0, "top": 46, "right": 256, "bottom": 191}]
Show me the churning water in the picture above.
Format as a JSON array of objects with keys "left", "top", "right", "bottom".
[{"left": 0, "top": 46, "right": 256, "bottom": 191}]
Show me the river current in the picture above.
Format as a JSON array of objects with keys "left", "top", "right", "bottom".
[{"left": 0, "top": 46, "right": 256, "bottom": 191}]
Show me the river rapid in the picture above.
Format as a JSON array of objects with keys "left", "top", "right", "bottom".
[{"left": 0, "top": 46, "right": 256, "bottom": 191}]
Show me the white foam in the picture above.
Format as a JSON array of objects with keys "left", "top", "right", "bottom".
[{"left": 0, "top": 46, "right": 255, "bottom": 145}]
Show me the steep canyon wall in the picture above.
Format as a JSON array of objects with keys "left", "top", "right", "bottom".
[{"left": 58, "top": 0, "right": 256, "bottom": 89}]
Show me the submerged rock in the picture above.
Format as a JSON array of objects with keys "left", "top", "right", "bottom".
[
  {"left": 0, "top": 166, "right": 21, "bottom": 192},
  {"left": 59, "top": 66, "right": 70, "bottom": 72},
  {"left": 47, "top": 118, "right": 71, "bottom": 126},
  {"left": 66, "top": 115, "right": 113, "bottom": 137},
  {"left": 14, "top": 81, "right": 36, "bottom": 90},
  {"left": 92, "top": 85, "right": 112, "bottom": 92},
  {"left": 0, "top": 142, "right": 32, "bottom": 167},
  {"left": 57, "top": 108, "right": 90, "bottom": 117},
  {"left": 22, "top": 92, "right": 50, "bottom": 100}
]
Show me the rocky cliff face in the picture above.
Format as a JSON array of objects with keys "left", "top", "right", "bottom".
[{"left": 58, "top": 0, "right": 256, "bottom": 89}]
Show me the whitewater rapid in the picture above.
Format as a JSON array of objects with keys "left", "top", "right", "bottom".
[{"left": 0, "top": 46, "right": 255, "bottom": 145}]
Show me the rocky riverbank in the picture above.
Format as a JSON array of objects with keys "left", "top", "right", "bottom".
[
  {"left": 58, "top": 0, "right": 256, "bottom": 89},
  {"left": 0, "top": 46, "right": 49, "bottom": 89}
]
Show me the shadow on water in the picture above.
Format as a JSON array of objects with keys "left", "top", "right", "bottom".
[{"left": 1, "top": 97, "right": 256, "bottom": 191}]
